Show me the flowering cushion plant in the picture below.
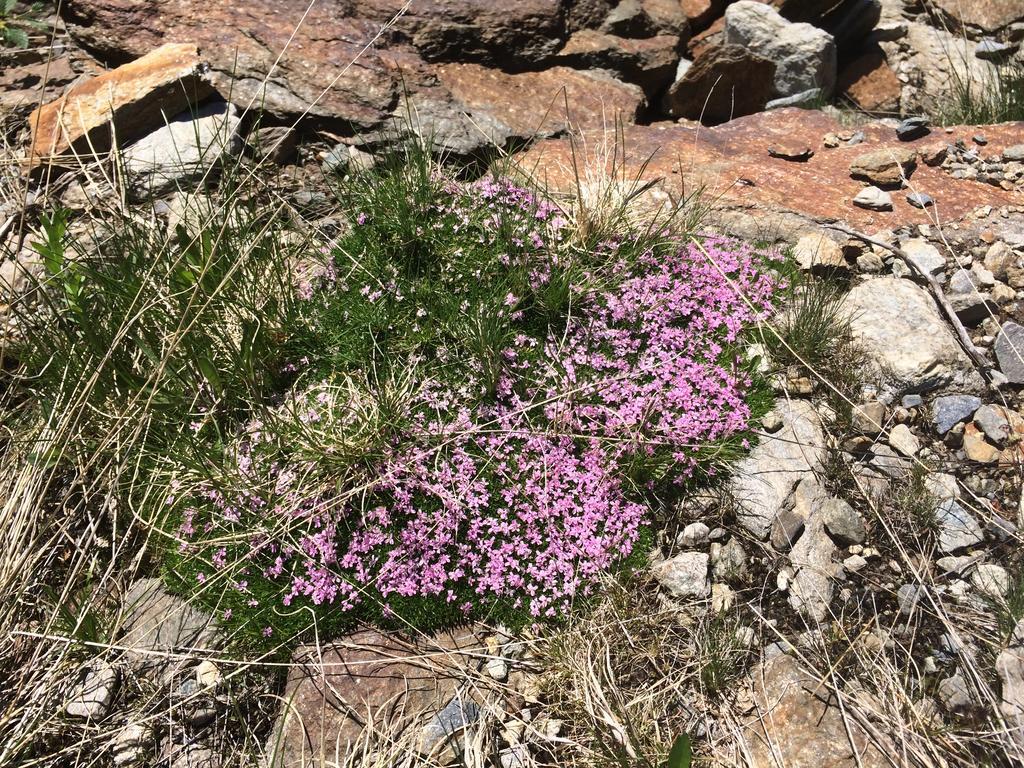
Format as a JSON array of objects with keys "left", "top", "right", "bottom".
[{"left": 165, "top": 156, "right": 781, "bottom": 645}]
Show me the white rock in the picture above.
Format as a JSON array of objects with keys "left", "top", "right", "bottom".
[
  {"left": 852, "top": 186, "right": 893, "bottom": 210},
  {"left": 652, "top": 551, "right": 710, "bottom": 599},
  {"left": 971, "top": 563, "right": 1010, "bottom": 598},
  {"left": 724, "top": 0, "right": 837, "bottom": 98},
  {"left": 901, "top": 238, "right": 946, "bottom": 277},
  {"left": 842, "top": 277, "right": 983, "bottom": 396},
  {"left": 792, "top": 233, "right": 846, "bottom": 272},
  {"left": 485, "top": 657, "right": 510, "bottom": 682},
  {"left": 711, "top": 583, "right": 735, "bottom": 613},
  {"left": 888, "top": 423, "right": 921, "bottom": 457},
  {"left": 678, "top": 521, "right": 710, "bottom": 547}
]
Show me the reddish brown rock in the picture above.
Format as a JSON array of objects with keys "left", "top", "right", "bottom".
[
  {"left": 687, "top": 15, "right": 725, "bottom": 58},
  {"left": 680, "top": 0, "right": 724, "bottom": 31},
  {"left": 0, "top": 54, "right": 78, "bottom": 115},
  {"left": 557, "top": 30, "right": 681, "bottom": 94},
  {"left": 838, "top": 45, "right": 901, "bottom": 115},
  {"left": 516, "top": 109, "right": 1024, "bottom": 232},
  {"left": 663, "top": 44, "right": 776, "bottom": 123},
  {"left": 929, "top": 0, "right": 1024, "bottom": 34},
  {"left": 740, "top": 654, "right": 890, "bottom": 767},
  {"left": 268, "top": 629, "right": 484, "bottom": 768},
  {"left": 60, "top": 0, "right": 564, "bottom": 129},
  {"left": 420, "top": 65, "right": 643, "bottom": 152},
  {"left": 27, "top": 43, "right": 213, "bottom": 160}
]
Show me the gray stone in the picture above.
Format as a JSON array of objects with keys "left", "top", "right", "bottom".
[
  {"left": 851, "top": 400, "right": 886, "bottom": 435},
  {"left": 896, "top": 583, "right": 924, "bottom": 615},
  {"left": 678, "top": 521, "right": 710, "bottom": 547},
  {"left": 852, "top": 185, "right": 892, "bottom": 211},
  {"left": 896, "top": 116, "right": 929, "bottom": 141},
  {"left": 420, "top": 696, "right": 481, "bottom": 754},
  {"left": 788, "top": 518, "right": 837, "bottom": 621},
  {"left": 937, "top": 672, "right": 976, "bottom": 714},
  {"left": 821, "top": 498, "right": 865, "bottom": 545},
  {"left": 248, "top": 125, "right": 296, "bottom": 165},
  {"left": 974, "top": 404, "right": 1012, "bottom": 445},
  {"left": 995, "top": 322, "right": 1024, "bottom": 383},
  {"left": 906, "top": 192, "right": 934, "bottom": 209},
  {"left": 1004, "top": 145, "right": 1024, "bottom": 162},
  {"left": 123, "top": 101, "right": 242, "bottom": 200},
  {"left": 902, "top": 394, "right": 924, "bottom": 408},
  {"left": 932, "top": 395, "right": 982, "bottom": 435},
  {"left": 971, "top": 563, "right": 1010, "bottom": 598},
  {"left": 771, "top": 506, "right": 806, "bottom": 551},
  {"left": 996, "top": 618, "right": 1024, "bottom": 748},
  {"left": 653, "top": 551, "right": 710, "bottom": 599},
  {"left": 65, "top": 658, "right": 118, "bottom": 719},
  {"left": 711, "top": 538, "right": 749, "bottom": 583},
  {"left": 935, "top": 498, "right": 984, "bottom": 553},
  {"left": 984, "top": 241, "right": 1017, "bottom": 280},
  {"left": 765, "top": 88, "right": 823, "bottom": 109},
  {"left": 723, "top": 0, "right": 837, "bottom": 99},
  {"left": 842, "top": 277, "right": 982, "bottom": 396},
  {"left": 120, "top": 579, "right": 220, "bottom": 687},
  {"left": 870, "top": 443, "right": 910, "bottom": 479},
  {"left": 729, "top": 399, "right": 825, "bottom": 538},
  {"left": 499, "top": 745, "right": 531, "bottom": 768}
]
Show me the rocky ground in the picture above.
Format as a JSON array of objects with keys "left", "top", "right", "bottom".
[{"left": 3, "top": 1, "right": 1024, "bottom": 767}]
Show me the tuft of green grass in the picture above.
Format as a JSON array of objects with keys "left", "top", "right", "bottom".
[
  {"left": 764, "top": 269, "right": 865, "bottom": 420},
  {"left": 939, "top": 59, "right": 1024, "bottom": 126},
  {"left": 992, "top": 568, "right": 1024, "bottom": 643}
]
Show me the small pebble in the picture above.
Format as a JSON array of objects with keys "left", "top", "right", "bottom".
[{"left": 907, "top": 192, "right": 934, "bottom": 209}]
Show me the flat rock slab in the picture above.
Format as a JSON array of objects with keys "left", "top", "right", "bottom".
[
  {"left": 842, "top": 276, "right": 982, "bottom": 396},
  {"left": 517, "top": 109, "right": 1023, "bottom": 231},
  {"left": 740, "top": 654, "right": 890, "bottom": 767},
  {"left": 120, "top": 578, "right": 220, "bottom": 687},
  {"left": 268, "top": 629, "right": 486, "bottom": 768},
  {"left": 28, "top": 43, "right": 213, "bottom": 160},
  {"left": 729, "top": 399, "right": 825, "bottom": 539}
]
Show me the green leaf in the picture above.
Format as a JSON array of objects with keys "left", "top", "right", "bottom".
[
  {"left": 3, "top": 26, "right": 28, "bottom": 48},
  {"left": 197, "top": 355, "right": 222, "bottom": 394},
  {"left": 665, "top": 733, "right": 692, "bottom": 768},
  {"left": 1, "top": 0, "right": 16, "bottom": 17}
]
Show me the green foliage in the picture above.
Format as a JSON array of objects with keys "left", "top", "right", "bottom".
[
  {"left": 665, "top": 734, "right": 693, "bottom": 768},
  {"left": 696, "top": 612, "right": 752, "bottom": 695},
  {"left": 764, "top": 268, "right": 864, "bottom": 419},
  {"left": 13, "top": 194, "right": 300, "bottom": 467},
  {"left": 992, "top": 568, "right": 1024, "bottom": 643},
  {"left": 940, "top": 59, "right": 1024, "bottom": 126},
  {"left": 0, "top": 0, "right": 44, "bottom": 48}
]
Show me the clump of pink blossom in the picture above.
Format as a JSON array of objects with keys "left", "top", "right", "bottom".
[{"left": 172, "top": 176, "right": 781, "bottom": 631}]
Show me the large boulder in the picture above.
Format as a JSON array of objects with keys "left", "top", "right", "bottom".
[
  {"left": 837, "top": 45, "right": 901, "bottom": 115},
  {"left": 121, "top": 100, "right": 242, "bottom": 200},
  {"left": 878, "top": 22, "right": 1005, "bottom": 116},
  {"left": 723, "top": 0, "right": 837, "bottom": 99},
  {"left": 662, "top": 43, "right": 776, "bottom": 122},
  {"left": 842, "top": 276, "right": 983, "bottom": 396},
  {"left": 928, "top": 0, "right": 1024, "bottom": 35},
  {"left": 556, "top": 30, "right": 682, "bottom": 95},
  {"left": 61, "top": 0, "right": 564, "bottom": 131}
]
